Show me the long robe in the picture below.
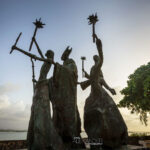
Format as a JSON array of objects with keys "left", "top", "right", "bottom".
[
  {"left": 50, "top": 59, "right": 83, "bottom": 148},
  {"left": 27, "top": 61, "right": 65, "bottom": 150},
  {"left": 82, "top": 37, "right": 128, "bottom": 149},
  {"left": 84, "top": 85, "right": 128, "bottom": 148},
  {"left": 83, "top": 63, "right": 128, "bottom": 149}
]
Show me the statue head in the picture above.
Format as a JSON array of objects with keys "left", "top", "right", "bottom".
[
  {"left": 45, "top": 50, "right": 54, "bottom": 59},
  {"left": 61, "top": 46, "right": 72, "bottom": 61},
  {"left": 93, "top": 55, "right": 99, "bottom": 63}
]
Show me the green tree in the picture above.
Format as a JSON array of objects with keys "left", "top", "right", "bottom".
[{"left": 118, "top": 62, "right": 150, "bottom": 125}]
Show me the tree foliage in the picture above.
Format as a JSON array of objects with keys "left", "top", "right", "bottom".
[{"left": 118, "top": 62, "right": 150, "bottom": 125}]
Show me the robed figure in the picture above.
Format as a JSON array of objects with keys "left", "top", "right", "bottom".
[
  {"left": 11, "top": 38, "right": 65, "bottom": 150},
  {"left": 81, "top": 34, "right": 128, "bottom": 149},
  {"left": 49, "top": 47, "right": 85, "bottom": 149}
]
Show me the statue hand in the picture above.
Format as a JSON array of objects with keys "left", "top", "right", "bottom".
[
  {"left": 110, "top": 88, "right": 116, "bottom": 95},
  {"left": 11, "top": 45, "right": 17, "bottom": 50},
  {"left": 93, "top": 33, "right": 98, "bottom": 40},
  {"left": 65, "top": 46, "right": 72, "bottom": 51},
  {"left": 32, "top": 55, "right": 37, "bottom": 61}
]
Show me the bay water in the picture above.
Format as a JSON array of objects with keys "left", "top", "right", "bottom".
[
  {"left": 0, "top": 132, "right": 27, "bottom": 141},
  {"left": 0, "top": 131, "right": 87, "bottom": 141}
]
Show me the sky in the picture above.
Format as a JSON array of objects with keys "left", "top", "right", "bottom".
[{"left": 0, "top": 0, "right": 150, "bottom": 132}]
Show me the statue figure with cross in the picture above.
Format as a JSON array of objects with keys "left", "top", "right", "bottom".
[
  {"left": 10, "top": 19, "right": 65, "bottom": 150},
  {"left": 10, "top": 18, "right": 85, "bottom": 150}
]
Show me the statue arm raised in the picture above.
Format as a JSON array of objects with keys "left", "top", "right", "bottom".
[
  {"left": 94, "top": 34, "right": 103, "bottom": 68},
  {"left": 11, "top": 45, "right": 55, "bottom": 64}
]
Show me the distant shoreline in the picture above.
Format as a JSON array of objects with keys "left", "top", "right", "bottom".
[{"left": 0, "top": 130, "right": 27, "bottom": 132}]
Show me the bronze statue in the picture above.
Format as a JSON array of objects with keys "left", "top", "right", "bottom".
[
  {"left": 9, "top": 14, "right": 129, "bottom": 150},
  {"left": 49, "top": 46, "right": 85, "bottom": 149},
  {"left": 11, "top": 37, "right": 65, "bottom": 150},
  {"left": 10, "top": 25, "right": 85, "bottom": 148},
  {"left": 80, "top": 31, "right": 128, "bottom": 149}
]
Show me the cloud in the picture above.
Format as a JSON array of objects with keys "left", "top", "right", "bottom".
[
  {"left": 0, "top": 94, "right": 30, "bottom": 130},
  {"left": 0, "top": 95, "right": 10, "bottom": 109},
  {"left": 0, "top": 83, "right": 30, "bottom": 130},
  {"left": 0, "top": 83, "right": 21, "bottom": 95}
]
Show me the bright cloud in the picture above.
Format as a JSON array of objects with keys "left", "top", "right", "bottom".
[
  {"left": 0, "top": 83, "right": 20, "bottom": 95},
  {"left": 0, "top": 83, "right": 30, "bottom": 130}
]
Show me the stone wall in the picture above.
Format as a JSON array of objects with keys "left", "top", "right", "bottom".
[{"left": 0, "top": 140, "right": 27, "bottom": 150}]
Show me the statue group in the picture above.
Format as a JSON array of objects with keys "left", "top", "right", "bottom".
[{"left": 10, "top": 14, "right": 128, "bottom": 150}]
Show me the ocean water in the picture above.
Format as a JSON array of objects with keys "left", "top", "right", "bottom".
[
  {"left": 0, "top": 132, "right": 27, "bottom": 141},
  {"left": 0, "top": 131, "right": 87, "bottom": 141}
]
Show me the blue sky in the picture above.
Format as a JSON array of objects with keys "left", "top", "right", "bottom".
[{"left": 0, "top": 0, "right": 150, "bottom": 131}]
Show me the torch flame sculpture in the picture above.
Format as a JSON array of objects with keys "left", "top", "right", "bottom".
[{"left": 87, "top": 13, "right": 99, "bottom": 43}]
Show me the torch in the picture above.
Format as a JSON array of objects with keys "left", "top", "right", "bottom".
[
  {"left": 87, "top": 13, "right": 99, "bottom": 43},
  {"left": 81, "top": 56, "right": 86, "bottom": 78},
  {"left": 29, "top": 18, "right": 45, "bottom": 51}
]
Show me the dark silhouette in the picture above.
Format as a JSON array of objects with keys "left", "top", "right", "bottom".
[
  {"left": 49, "top": 46, "right": 85, "bottom": 149},
  {"left": 10, "top": 15, "right": 130, "bottom": 150},
  {"left": 80, "top": 33, "right": 128, "bottom": 149},
  {"left": 11, "top": 39, "right": 65, "bottom": 150}
]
